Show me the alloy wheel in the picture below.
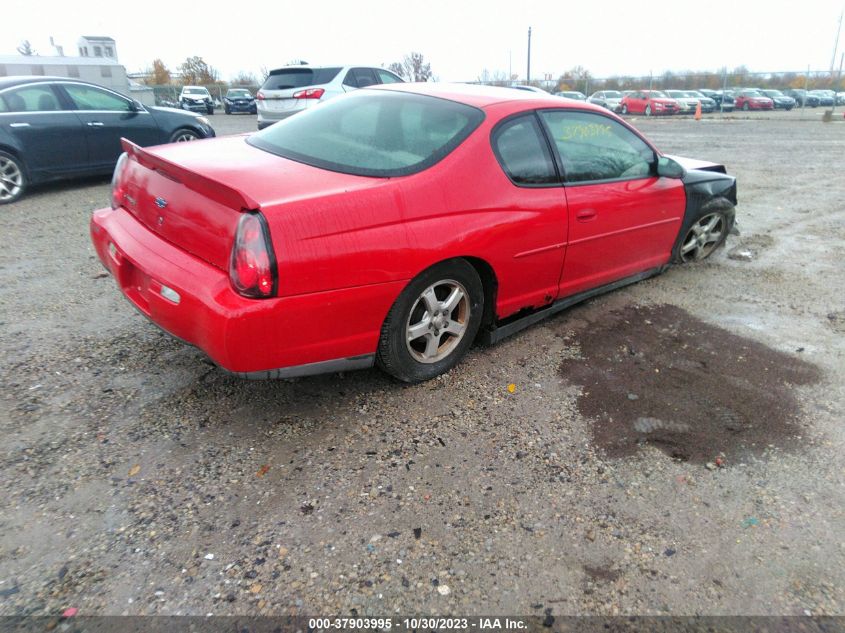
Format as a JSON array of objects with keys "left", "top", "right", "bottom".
[
  {"left": 680, "top": 213, "right": 726, "bottom": 262},
  {"left": 0, "top": 156, "right": 23, "bottom": 202},
  {"left": 173, "top": 131, "right": 198, "bottom": 142},
  {"left": 405, "top": 279, "right": 470, "bottom": 363}
]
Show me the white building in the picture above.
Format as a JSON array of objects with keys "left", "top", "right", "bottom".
[
  {"left": 77, "top": 36, "right": 118, "bottom": 62},
  {"left": 0, "top": 36, "right": 130, "bottom": 97}
]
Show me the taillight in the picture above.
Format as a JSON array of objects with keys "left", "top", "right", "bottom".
[
  {"left": 256, "top": 91, "right": 265, "bottom": 100},
  {"left": 110, "top": 152, "right": 129, "bottom": 209},
  {"left": 229, "top": 212, "right": 277, "bottom": 298},
  {"left": 292, "top": 88, "right": 325, "bottom": 99}
]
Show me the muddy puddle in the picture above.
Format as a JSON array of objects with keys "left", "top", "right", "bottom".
[{"left": 559, "top": 304, "right": 821, "bottom": 463}]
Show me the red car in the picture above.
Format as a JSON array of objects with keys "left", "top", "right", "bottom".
[
  {"left": 619, "top": 90, "right": 681, "bottom": 116},
  {"left": 734, "top": 89, "right": 774, "bottom": 111},
  {"left": 91, "top": 84, "right": 737, "bottom": 382}
]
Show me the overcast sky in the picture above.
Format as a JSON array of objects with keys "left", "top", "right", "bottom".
[{"left": 4, "top": 0, "right": 844, "bottom": 82}]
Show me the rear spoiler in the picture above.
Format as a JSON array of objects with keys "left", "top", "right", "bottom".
[{"left": 120, "top": 138, "right": 260, "bottom": 211}]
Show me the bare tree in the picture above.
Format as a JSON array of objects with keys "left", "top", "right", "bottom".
[
  {"left": 231, "top": 71, "right": 258, "bottom": 87},
  {"left": 390, "top": 52, "right": 433, "bottom": 82},
  {"left": 17, "top": 40, "right": 35, "bottom": 56}
]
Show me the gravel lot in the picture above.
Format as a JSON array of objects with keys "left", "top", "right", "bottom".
[{"left": 1, "top": 109, "right": 843, "bottom": 617}]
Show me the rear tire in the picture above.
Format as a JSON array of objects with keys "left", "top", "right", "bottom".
[
  {"left": 742, "top": 102, "right": 750, "bottom": 111},
  {"left": 621, "top": 104, "right": 628, "bottom": 115},
  {"left": 645, "top": 104, "right": 652, "bottom": 116},
  {"left": 672, "top": 200, "right": 735, "bottom": 264},
  {"left": 0, "top": 150, "right": 26, "bottom": 205},
  {"left": 376, "top": 259, "right": 484, "bottom": 383}
]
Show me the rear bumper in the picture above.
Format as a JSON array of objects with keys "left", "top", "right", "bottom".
[{"left": 90, "top": 207, "right": 403, "bottom": 377}]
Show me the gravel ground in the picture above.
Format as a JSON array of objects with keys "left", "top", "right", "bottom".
[{"left": 0, "top": 109, "right": 843, "bottom": 617}]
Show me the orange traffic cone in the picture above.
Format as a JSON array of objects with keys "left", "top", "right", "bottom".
[{"left": 694, "top": 101, "right": 702, "bottom": 120}]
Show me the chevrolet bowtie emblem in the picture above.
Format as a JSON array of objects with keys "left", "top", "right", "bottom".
[{"left": 154, "top": 197, "right": 168, "bottom": 209}]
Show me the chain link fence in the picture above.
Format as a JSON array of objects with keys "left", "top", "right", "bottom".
[{"left": 148, "top": 84, "right": 261, "bottom": 108}]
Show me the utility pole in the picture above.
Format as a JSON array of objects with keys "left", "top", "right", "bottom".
[
  {"left": 832, "top": 9, "right": 844, "bottom": 74},
  {"left": 527, "top": 27, "right": 532, "bottom": 84}
]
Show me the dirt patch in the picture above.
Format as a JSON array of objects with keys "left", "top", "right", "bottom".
[
  {"left": 583, "top": 565, "right": 621, "bottom": 584},
  {"left": 560, "top": 304, "right": 821, "bottom": 463}
]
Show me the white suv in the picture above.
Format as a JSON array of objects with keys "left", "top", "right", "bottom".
[{"left": 256, "top": 65, "right": 404, "bottom": 129}]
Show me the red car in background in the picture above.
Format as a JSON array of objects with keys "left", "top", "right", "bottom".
[
  {"left": 734, "top": 89, "right": 774, "bottom": 111},
  {"left": 619, "top": 90, "right": 681, "bottom": 116},
  {"left": 92, "top": 84, "right": 737, "bottom": 382}
]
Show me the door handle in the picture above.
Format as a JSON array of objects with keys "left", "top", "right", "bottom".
[
  {"left": 10, "top": 122, "right": 31, "bottom": 128},
  {"left": 86, "top": 121, "right": 105, "bottom": 127},
  {"left": 576, "top": 209, "right": 597, "bottom": 222}
]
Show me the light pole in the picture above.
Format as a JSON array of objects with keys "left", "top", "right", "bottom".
[{"left": 527, "top": 27, "right": 532, "bottom": 84}]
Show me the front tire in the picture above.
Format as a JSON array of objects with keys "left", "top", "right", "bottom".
[
  {"left": 377, "top": 259, "right": 484, "bottom": 383},
  {"left": 170, "top": 128, "right": 199, "bottom": 143},
  {"left": 0, "top": 151, "right": 27, "bottom": 205},
  {"left": 673, "top": 201, "right": 735, "bottom": 264},
  {"left": 742, "top": 102, "right": 750, "bottom": 111},
  {"left": 645, "top": 104, "right": 652, "bottom": 116},
  {"left": 621, "top": 104, "right": 628, "bottom": 115}
]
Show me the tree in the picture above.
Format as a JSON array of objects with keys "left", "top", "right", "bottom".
[
  {"left": 149, "top": 59, "right": 171, "bottom": 85},
  {"left": 177, "top": 56, "right": 220, "bottom": 85},
  {"left": 231, "top": 71, "right": 257, "bottom": 87},
  {"left": 390, "top": 52, "right": 433, "bottom": 82},
  {"left": 17, "top": 40, "right": 35, "bottom": 56}
]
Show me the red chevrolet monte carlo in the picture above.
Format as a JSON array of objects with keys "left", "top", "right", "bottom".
[{"left": 91, "top": 83, "right": 737, "bottom": 382}]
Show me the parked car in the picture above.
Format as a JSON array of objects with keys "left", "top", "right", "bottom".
[
  {"left": 808, "top": 90, "right": 835, "bottom": 107},
  {"left": 619, "top": 90, "right": 681, "bottom": 116},
  {"left": 711, "top": 90, "right": 736, "bottom": 111},
  {"left": 179, "top": 86, "right": 214, "bottom": 115},
  {"left": 92, "top": 83, "right": 737, "bottom": 382},
  {"left": 256, "top": 64, "right": 404, "bottom": 129},
  {"left": 760, "top": 89, "right": 795, "bottom": 110},
  {"left": 554, "top": 91, "right": 586, "bottom": 101},
  {"left": 837, "top": 92, "right": 845, "bottom": 106},
  {"left": 512, "top": 85, "right": 548, "bottom": 94},
  {"left": 686, "top": 90, "right": 716, "bottom": 113},
  {"left": 587, "top": 90, "right": 623, "bottom": 111},
  {"left": 785, "top": 89, "right": 820, "bottom": 107},
  {"left": 223, "top": 88, "right": 257, "bottom": 115},
  {"left": 0, "top": 76, "right": 215, "bottom": 204},
  {"left": 734, "top": 89, "right": 774, "bottom": 111},
  {"left": 665, "top": 90, "right": 707, "bottom": 113}
]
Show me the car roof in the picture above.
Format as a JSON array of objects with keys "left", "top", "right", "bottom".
[
  {"left": 368, "top": 82, "right": 607, "bottom": 111},
  {"left": 0, "top": 75, "right": 79, "bottom": 90}
]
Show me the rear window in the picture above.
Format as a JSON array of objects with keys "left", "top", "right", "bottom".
[
  {"left": 248, "top": 90, "right": 485, "bottom": 178},
  {"left": 262, "top": 67, "right": 342, "bottom": 90}
]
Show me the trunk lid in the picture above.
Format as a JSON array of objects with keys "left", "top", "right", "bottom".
[{"left": 117, "top": 135, "right": 383, "bottom": 271}]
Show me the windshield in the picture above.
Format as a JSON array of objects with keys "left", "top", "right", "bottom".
[
  {"left": 648, "top": 91, "right": 667, "bottom": 98},
  {"left": 228, "top": 90, "right": 251, "bottom": 98},
  {"left": 763, "top": 90, "right": 782, "bottom": 97},
  {"left": 604, "top": 91, "right": 622, "bottom": 98},
  {"left": 183, "top": 88, "right": 209, "bottom": 95},
  {"left": 248, "top": 90, "right": 485, "bottom": 178}
]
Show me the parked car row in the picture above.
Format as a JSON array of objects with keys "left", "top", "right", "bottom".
[{"left": 583, "top": 85, "right": 842, "bottom": 115}]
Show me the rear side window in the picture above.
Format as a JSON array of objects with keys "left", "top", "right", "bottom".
[
  {"left": 248, "top": 90, "right": 484, "bottom": 177},
  {"left": 263, "top": 67, "right": 341, "bottom": 90},
  {"left": 539, "top": 110, "right": 654, "bottom": 183},
  {"left": 344, "top": 68, "right": 378, "bottom": 89},
  {"left": 491, "top": 114, "right": 558, "bottom": 186},
  {"left": 0, "top": 85, "right": 63, "bottom": 112}
]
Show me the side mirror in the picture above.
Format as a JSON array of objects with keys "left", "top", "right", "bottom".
[
  {"left": 129, "top": 100, "right": 142, "bottom": 112},
  {"left": 657, "top": 156, "right": 685, "bottom": 179}
]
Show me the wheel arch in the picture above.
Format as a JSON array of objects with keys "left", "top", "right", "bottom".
[{"left": 0, "top": 143, "right": 29, "bottom": 178}]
